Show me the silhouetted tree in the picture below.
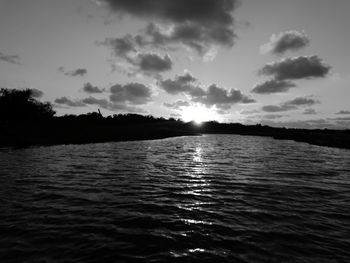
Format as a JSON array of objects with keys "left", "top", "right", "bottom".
[{"left": 0, "top": 88, "right": 55, "bottom": 122}]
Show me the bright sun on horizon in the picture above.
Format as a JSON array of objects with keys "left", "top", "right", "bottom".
[{"left": 181, "top": 105, "right": 221, "bottom": 124}]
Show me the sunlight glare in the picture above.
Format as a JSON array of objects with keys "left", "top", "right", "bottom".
[{"left": 181, "top": 105, "right": 219, "bottom": 124}]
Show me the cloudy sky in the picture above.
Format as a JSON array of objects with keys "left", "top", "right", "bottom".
[{"left": 1, "top": 0, "right": 349, "bottom": 128}]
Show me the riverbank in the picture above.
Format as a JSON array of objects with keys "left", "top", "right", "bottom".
[
  {"left": 0, "top": 115, "right": 349, "bottom": 150},
  {"left": 0, "top": 122, "right": 198, "bottom": 148},
  {"left": 200, "top": 122, "right": 350, "bottom": 150}
]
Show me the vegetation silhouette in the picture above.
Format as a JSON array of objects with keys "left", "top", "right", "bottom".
[
  {"left": 0, "top": 88, "right": 349, "bottom": 149},
  {"left": 0, "top": 88, "right": 55, "bottom": 122}
]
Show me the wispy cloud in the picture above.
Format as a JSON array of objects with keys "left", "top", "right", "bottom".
[
  {"left": 262, "top": 96, "right": 320, "bottom": 112},
  {"left": 261, "top": 30, "right": 310, "bottom": 55},
  {"left": 252, "top": 79, "right": 296, "bottom": 94},
  {"left": 0, "top": 52, "right": 21, "bottom": 65},
  {"left": 54, "top": 97, "right": 86, "bottom": 107},
  {"left": 336, "top": 110, "right": 350, "bottom": 115},
  {"left": 58, "top": 67, "right": 88, "bottom": 77}
]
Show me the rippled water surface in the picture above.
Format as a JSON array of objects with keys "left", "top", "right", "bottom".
[{"left": 1, "top": 135, "right": 350, "bottom": 262}]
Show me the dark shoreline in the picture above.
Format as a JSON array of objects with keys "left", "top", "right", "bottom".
[{"left": 1, "top": 116, "right": 349, "bottom": 150}]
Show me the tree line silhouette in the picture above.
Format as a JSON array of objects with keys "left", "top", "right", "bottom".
[{"left": 0, "top": 88, "right": 349, "bottom": 149}]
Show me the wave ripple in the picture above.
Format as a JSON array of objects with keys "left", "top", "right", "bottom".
[{"left": 1, "top": 135, "right": 350, "bottom": 262}]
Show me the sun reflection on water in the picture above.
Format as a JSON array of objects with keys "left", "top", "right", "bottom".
[
  {"left": 178, "top": 143, "right": 214, "bottom": 216},
  {"left": 193, "top": 146, "right": 203, "bottom": 163}
]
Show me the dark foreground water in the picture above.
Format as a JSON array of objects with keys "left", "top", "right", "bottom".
[{"left": 0, "top": 135, "right": 349, "bottom": 263}]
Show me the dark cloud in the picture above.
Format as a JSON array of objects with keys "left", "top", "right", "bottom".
[
  {"left": 139, "top": 22, "right": 235, "bottom": 55},
  {"left": 303, "top": 108, "right": 317, "bottom": 115},
  {"left": 0, "top": 52, "right": 21, "bottom": 65},
  {"left": 83, "top": 83, "right": 104, "bottom": 93},
  {"left": 138, "top": 53, "right": 172, "bottom": 72},
  {"left": 262, "top": 96, "right": 319, "bottom": 112},
  {"left": 101, "top": 35, "right": 136, "bottom": 58},
  {"left": 261, "top": 30, "right": 310, "bottom": 55},
  {"left": 336, "top": 110, "right": 350, "bottom": 115},
  {"left": 54, "top": 81, "right": 150, "bottom": 113},
  {"left": 193, "top": 84, "right": 255, "bottom": 109},
  {"left": 100, "top": 37, "right": 173, "bottom": 75},
  {"left": 54, "top": 97, "right": 86, "bottom": 107},
  {"left": 110, "top": 83, "right": 152, "bottom": 105},
  {"left": 67, "top": 68, "right": 88, "bottom": 77},
  {"left": 159, "top": 72, "right": 255, "bottom": 109},
  {"left": 164, "top": 100, "right": 190, "bottom": 110},
  {"left": 259, "top": 56, "right": 331, "bottom": 80},
  {"left": 82, "top": 96, "right": 109, "bottom": 107},
  {"left": 158, "top": 72, "right": 198, "bottom": 94},
  {"left": 287, "top": 97, "right": 319, "bottom": 106},
  {"left": 98, "top": 0, "right": 239, "bottom": 55},
  {"left": 251, "top": 79, "right": 296, "bottom": 94},
  {"left": 99, "top": 0, "right": 237, "bottom": 25},
  {"left": 59, "top": 67, "right": 88, "bottom": 77},
  {"left": 31, "top": 88, "right": 44, "bottom": 98}
]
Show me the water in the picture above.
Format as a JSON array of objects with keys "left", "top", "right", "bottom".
[{"left": 0, "top": 134, "right": 349, "bottom": 262}]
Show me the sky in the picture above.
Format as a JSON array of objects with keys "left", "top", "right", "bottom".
[{"left": 0, "top": 0, "right": 349, "bottom": 129}]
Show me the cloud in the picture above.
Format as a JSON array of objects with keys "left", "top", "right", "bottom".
[
  {"left": 170, "top": 113, "right": 182, "bottom": 118},
  {"left": 58, "top": 67, "right": 88, "bottom": 77},
  {"left": 110, "top": 83, "right": 152, "bottom": 105},
  {"left": 54, "top": 97, "right": 86, "bottom": 107},
  {"left": 259, "top": 56, "right": 331, "bottom": 80},
  {"left": 82, "top": 96, "right": 109, "bottom": 107},
  {"left": 83, "top": 83, "right": 104, "bottom": 93},
  {"left": 251, "top": 79, "right": 296, "bottom": 94},
  {"left": 159, "top": 72, "right": 255, "bottom": 109},
  {"left": 137, "top": 53, "right": 172, "bottom": 72},
  {"left": 102, "top": 35, "right": 137, "bottom": 58},
  {"left": 83, "top": 96, "right": 147, "bottom": 113},
  {"left": 262, "top": 96, "right": 319, "bottom": 112},
  {"left": 336, "top": 110, "right": 350, "bottom": 115},
  {"left": 158, "top": 72, "right": 198, "bottom": 94},
  {"left": 30, "top": 88, "right": 44, "bottom": 98},
  {"left": 164, "top": 100, "right": 190, "bottom": 110},
  {"left": 100, "top": 38, "right": 173, "bottom": 75},
  {"left": 287, "top": 97, "right": 319, "bottom": 106},
  {"left": 97, "top": 0, "right": 240, "bottom": 56},
  {"left": 329, "top": 116, "right": 350, "bottom": 121},
  {"left": 139, "top": 21, "right": 235, "bottom": 55},
  {"left": 240, "top": 109, "right": 260, "bottom": 115},
  {"left": 262, "top": 104, "right": 296, "bottom": 112},
  {"left": 261, "top": 30, "right": 310, "bottom": 55},
  {"left": 303, "top": 108, "right": 317, "bottom": 115},
  {"left": 55, "top": 81, "right": 152, "bottom": 113},
  {"left": 0, "top": 52, "right": 21, "bottom": 65},
  {"left": 262, "top": 114, "right": 285, "bottom": 120},
  {"left": 99, "top": 0, "right": 238, "bottom": 25},
  {"left": 193, "top": 84, "right": 255, "bottom": 109}
]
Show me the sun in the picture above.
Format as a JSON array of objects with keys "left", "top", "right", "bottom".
[{"left": 181, "top": 105, "right": 220, "bottom": 124}]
